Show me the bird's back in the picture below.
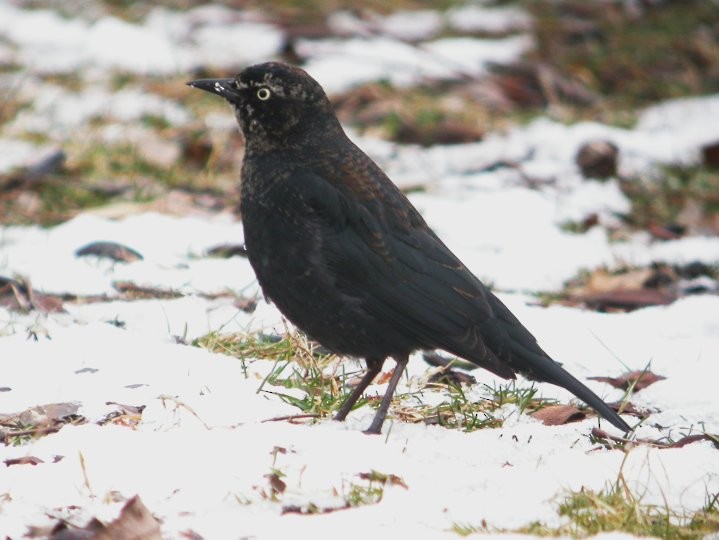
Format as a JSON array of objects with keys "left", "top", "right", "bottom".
[{"left": 241, "top": 134, "right": 545, "bottom": 380}]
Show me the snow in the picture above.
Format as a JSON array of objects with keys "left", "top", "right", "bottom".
[
  {"left": 1, "top": 3, "right": 719, "bottom": 539},
  {"left": 0, "top": 138, "right": 55, "bottom": 174},
  {"left": 0, "top": 213, "right": 254, "bottom": 296},
  {"left": 2, "top": 164, "right": 719, "bottom": 538},
  {"left": 0, "top": 4, "right": 284, "bottom": 75},
  {"left": 7, "top": 84, "right": 190, "bottom": 138},
  {"left": 327, "top": 5, "right": 531, "bottom": 41},
  {"left": 1, "top": 299, "right": 718, "bottom": 537},
  {"left": 298, "top": 34, "right": 532, "bottom": 94},
  {"left": 377, "top": 10, "right": 444, "bottom": 41},
  {"left": 447, "top": 4, "right": 532, "bottom": 33}
]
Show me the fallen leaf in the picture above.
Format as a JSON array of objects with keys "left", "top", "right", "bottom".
[
  {"left": 580, "top": 288, "right": 676, "bottom": 311},
  {"left": 234, "top": 297, "right": 258, "bottom": 313},
  {"left": 576, "top": 140, "right": 619, "bottom": 179},
  {"left": 585, "top": 268, "right": 655, "bottom": 294},
  {"left": 531, "top": 404, "right": 587, "bottom": 426},
  {"left": 44, "top": 519, "right": 104, "bottom": 539},
  {"left": 606, "top": 401, "right": 650, "bottom": 419},
  {"left": 702, "top": 140, "right": 719, "bottom": 169},
  {"left": 358, "top": 471, "right": 408, "bottom": 489},
  {"left": 112, "top": 281, "right": 183, "bottom": 300},
  {"left": 105, "top": 402, "right": 145, "bottom": 415},
  {"left": 4, "top": 456, "right": 44, "bottom": 467},
  {"left": 180, "top": 134, "right": 213, "bottom": 167},
  {"left": 75, "top": 241, "right": 143, "bottom": 263},
  {"left": 0, "top": 148, "right": 66, "bottom": 190},
  {"left": 588, "top": 370, "right": 666, "bottom": 391},
  {"left": 647, "top": 222, "right": 685, "bottom": 240},
  {"left": 0, "top": 276, "right": 65, "bottom": 313},
  {"left": 0, "top": 402, "right": 84, "bottom": 442},
  {"left": 265, "top": 472, "right": 287, "bottom": 497},
  {"left": 205, "top": 244, "right": 248, "bottom": 258},
  {"left": 0, "top": 402, "right": 80, "bottom": 426},
  {"left": 591, "top": 428, "right": 719, "bottom": 450},
  {"left": 93, "top": 495, "right": 162, "bottom": 540}
]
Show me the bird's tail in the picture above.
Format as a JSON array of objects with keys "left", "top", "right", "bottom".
[{"left": 520, "top": 349, "right": 632, "bottom": 433}]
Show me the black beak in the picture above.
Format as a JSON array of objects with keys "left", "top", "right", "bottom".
[{"left": 186, "top": 78, "right": 239, "bottom": 100}]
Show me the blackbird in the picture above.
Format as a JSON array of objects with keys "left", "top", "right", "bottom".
[{"left": 188, "top": 62, "right": 631, "bottom": 435}]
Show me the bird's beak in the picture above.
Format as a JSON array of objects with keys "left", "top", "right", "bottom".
[{"left": 186, "top": 78, "right": 239, "bottom": 100}]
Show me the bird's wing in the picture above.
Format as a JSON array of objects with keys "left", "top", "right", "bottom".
[
  {"left": 295, "top": 170, "right": 632, "bottom": 433},
  {"left": 296, "top": 169, "right": 527, "bottom": 379}
]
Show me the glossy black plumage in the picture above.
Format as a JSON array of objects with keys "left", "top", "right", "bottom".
[{"left": 188, "top": 62, "right": 631, "bottom": 434}]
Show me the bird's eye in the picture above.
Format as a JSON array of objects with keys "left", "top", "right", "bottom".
[{"left": 256, "top": 88, "right": 271, "bottom": 101}]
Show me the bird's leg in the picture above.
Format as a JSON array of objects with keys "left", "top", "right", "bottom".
[
  {"left": 364, "top": 354, "right": 409, "bottom": 435},
  {"left": 334, "top": 357, "right": 383, "bottom": 422}
]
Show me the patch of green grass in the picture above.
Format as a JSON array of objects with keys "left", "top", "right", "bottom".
[
  {"left": 195, "top": 332, "right": 297, "bottom": 381},
  {"left": 70, "top": 142, "right": 174, "bottom": 185},
  {"left": 0, "top": 95, "right": 31, "bottom": 126},
  {"left": 196, "top": 331, "right": 361, "bottom": 418},
  {"left": 411, "top": 380, "right": 553, "bottom": 432},
  {"left": 344, "top": 470, "right": 407, "bottom": 508},
  {"left": 344, "top": 480, "right": 385, "bottom": 508},
  {"left": 619, "top": 165, "right": 719, "bottom": 231},
  {"left": 2, "top": 422, "right": 36, "bottom": 446},
  {"left": 334, "top": 82, "right": 495, "bottom": 146},
  {"left": 195, "top": 332, "right": 305, "bottom": 363},
  {"left": 247, "top": 0, "right": 465, "bottom": 25},
  {"left": 139, "top": 114, "right": 173, "bottom": 131},
  {"left": 455, "top": 481, "right": 719, "bottom": 539},
  {"left": 526, "top": 0, "right": 719, "bottom": 113},
  {"left": 1, "top": 131, "right": 214, "bottom": 225},
  {"left": 261, "top": 355, "right": 360, "bottom": 419},
  {"left": 38, "top": 72, "right": 85, "bottom": 92}
]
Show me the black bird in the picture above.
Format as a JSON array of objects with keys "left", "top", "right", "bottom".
[{"left": 188, "top": 62, "right": 631, "bottom": 435}]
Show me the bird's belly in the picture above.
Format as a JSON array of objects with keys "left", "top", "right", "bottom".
[{"left": 242, "top": 209, "right": 414, "bottom": 358}]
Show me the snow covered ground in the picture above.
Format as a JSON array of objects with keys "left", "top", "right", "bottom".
[{"left": 1, "top": 3, "right": 718, "bottom": 539}]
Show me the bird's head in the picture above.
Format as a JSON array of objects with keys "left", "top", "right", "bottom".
[{"left": 188, "top": 62, "right": 339, "bottom": 152}]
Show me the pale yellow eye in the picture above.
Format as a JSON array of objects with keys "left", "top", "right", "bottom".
[{"left": 257, "top": 87, "right": 271, "bottom": 101}]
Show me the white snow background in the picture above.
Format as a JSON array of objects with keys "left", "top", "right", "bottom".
[{"left": 1, "top": 3, "right": 718, "bottom": 539}]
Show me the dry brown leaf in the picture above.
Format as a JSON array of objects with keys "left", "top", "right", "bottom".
[
  {"left": 588, "top": 370, "right": 666, "bottom": 391},
  {"left": 92, "top": 495, "right": 162, "bottom": 540},
  {"left": 0, "top": 276, "right": 65, "bottom": 313},
  {"left": 265, "top": 472, "right": 287, "bottom": 497},
  {"left": 0, "top": 402, "right": 84, "bottom": 443},
  {"left": 585, "top": 268, "right": 654, "bottom": 294},
  {"left": 43, "top": 497, "right": 159, "bottom": 539},
  {"left": 531, "top": 404, "right": 587, "bottom": 426},
  {"left": 576, "top": 140, "right": 619, "bottom": 179},
  {"left": 205, "top": 244, "right": 248, "bottom": 258},
  {"left": 4, "top": 456, "right": 44, "bottom": 467},
  {"left": 580, "top": 288, "right": 676, "bottom": 311},
  {"left": 358, "top": 471, "right": 408, "bottom": 489},
  {"left": 702, "top": 140, "right": 719, "bottom": 168},
  {"left": 75, "top": 241, "right": 143, "bottom": 263},
  {"left": 0, "top": 402, "right": 80, "bottom": 426},
  {"left": 647, "top": 222, "right": 684, "bottom": 240},
  {"left": 112, "top": 281, "right": 183, "bottom": 300},
  {"left": 591, "top": 428, "right": 719, "bottom": 450}
]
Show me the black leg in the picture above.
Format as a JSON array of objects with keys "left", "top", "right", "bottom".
[
  {"left": 364, "top": 354, "right": 409, "bottom": 435},
  {"left": 334, "top": 358, "right": 383, "bottom": 422}
]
